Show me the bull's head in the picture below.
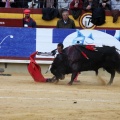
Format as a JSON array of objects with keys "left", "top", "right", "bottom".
[{"left": 50, "top": 53, "right": 68, "bottom": 80}]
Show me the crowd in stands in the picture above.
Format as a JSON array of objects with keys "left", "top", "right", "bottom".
[
  {"left": 0, "top": 0, "right": 119, "bottom": 11},
  {"left": 0, "top": 0, "right": 110, "bottom": 9},
  {"left": 0, "top": 0, "right": 119, "bottom": 10},
  {"left": 0, "top": 0, "right": 120, "bottom": 26}
]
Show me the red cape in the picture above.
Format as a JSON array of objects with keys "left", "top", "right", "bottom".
[{"left": 28, "top": 51, "right": 46, "bottom": 82}]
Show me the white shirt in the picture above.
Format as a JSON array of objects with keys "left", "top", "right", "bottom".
[
  {"left": 111, "top": 0, "right": 120, "bottom": 10},
  {"left": 58, "top": 0, "right": 72, "bottom": 10}
]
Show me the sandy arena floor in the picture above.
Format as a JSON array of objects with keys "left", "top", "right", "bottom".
[{"left": 0, "top": 71, "right": 120, "bottom": 120}]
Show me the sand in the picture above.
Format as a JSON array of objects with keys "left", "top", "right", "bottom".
[{"left": 0, "top": 71, "right": 120, "bottom": 120}]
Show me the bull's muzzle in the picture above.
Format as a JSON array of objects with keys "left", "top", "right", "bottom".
[{"left": 51, "top": 68, "right": 65, "bottom": 80}]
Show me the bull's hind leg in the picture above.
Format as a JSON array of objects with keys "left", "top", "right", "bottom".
[
  {"left": 68, "top": 72, "right": 78, "bottom": 85},
  {"left": 95, "top": 69, "right": 98, "bottom": 76},
  {"left": 105, "top": 68, "right": 115, "bottom": 85},
  {"left": 108, "top": 70, "right": 115, "bottom": 85}
]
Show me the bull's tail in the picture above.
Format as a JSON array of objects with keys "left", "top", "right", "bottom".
[
  {"left": 114, "top": 52, "right": 120, "bottom": 73},
  {"left": 102, "top": 46, "right": 120, "bottom": 74}
]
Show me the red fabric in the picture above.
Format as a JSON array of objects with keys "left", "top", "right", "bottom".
[
  {"left": 81, "top": 51, "right": 89, "bottom": 59},
  {"left": 28, "top": 51, "right": 46, "bottom": 82},
  {"left": 74, "top": 72, "right": 79, "bottom": 81},
  {"left": 70, "top": 0, "right": 83, "bottom": 10},
  {"left": 85, "top": 45, "right": 95, "bottom": 51}
]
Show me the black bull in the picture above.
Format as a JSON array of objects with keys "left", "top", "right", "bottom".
[{"left": 50, "top": 45, "right": 120, "bottom": 85}]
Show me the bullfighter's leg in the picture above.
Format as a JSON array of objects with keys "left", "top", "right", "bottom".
[{"left": 74, "top": 72, "right": 80, "bottom": 82}]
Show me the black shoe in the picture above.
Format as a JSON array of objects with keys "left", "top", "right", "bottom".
[{"left": 46, "top": 78, "right": 52, "bottom": 83}]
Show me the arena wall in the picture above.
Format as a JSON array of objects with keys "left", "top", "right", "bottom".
[
  {"left": 0, "top": 63, "right": 49, "bottom": 75},
  {"left": 0, "top": 27, "right": 120, "bottom": 75}
]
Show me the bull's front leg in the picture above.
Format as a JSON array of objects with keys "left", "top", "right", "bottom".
[
  {"left": 68, "top": 72, "right": 78, "bottom": 85},
  {"left": 51, "top": 76, "right": 59, "bottom": 83}
]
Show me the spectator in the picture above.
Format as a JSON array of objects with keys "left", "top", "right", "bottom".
[
  {"left": 28, "top": 0, "right": 39, "bottom": 8},
  {"left": 28, "top": 0, "right": 56, "bottom": 8},
  {"left": 6, "top": 0, "right": 11, "bottom": 8},
  {"left": 23, "top": 9, "right": 36, "bottom": 28},
  {"left": 10, "top": 0, "right": 16, "bottom": 8},
  {"left": 0, "top": 0, "right": 5, "bottom": 7},
  {"left": 83, "top": 0, "right": 100, "bottom": 11},
  {"left": 39, "top": 0, "right": 45, "bottom": 8},
  {"left": 16, "top": 0, "right": 29, "bottom": 8},
  {"left": 70, "top": 0, "right": 83, "bottom": 19},
  {"left": 28, "top": 0, "right": 46, "bottom": 8},
  {"left": 2, "top": 0, "right": 14, "bottom": 8},
  {"left": 110, "top": 0, "right": 120, "bottom": 23},
  {"left": 89, "top": 0, "right": 106, "bottom": 26},
  {"left": 54, "top": 0, "right": 57, "bottom": 8},
  {"left": 38, "top": 0, "right": 57, "bottom": 8},
  {"left": 44, "top": 0, "right": 54, "bottom": 8},
  {"left": 56, "top": 9, "right": 76, "bottom": 28},
  {"left": 99, "top": 0, "right": 111, "bottom": 10},
  {"left": 58, "top": 0, "right": 72, "bottom": 10},
  {"left": 58, "top": 0, "right": 72, "bottom": 16},
  {"left": 5, "top": 0, "right": 11, "bottom": 8}
]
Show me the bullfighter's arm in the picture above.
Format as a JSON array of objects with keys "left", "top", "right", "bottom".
[{"left": 37, "top": 49, "right": 57, "bottom": 56}]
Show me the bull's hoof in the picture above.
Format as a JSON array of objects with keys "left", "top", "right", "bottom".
[
  {"left": 74, "top": 80, "right": 80, "bottom": 82},
  {"left": 51, "top": 79, "right": 57, "bottom": 83},
  {"left": 54, "top": 80, "right": 59, "bottom": 84},
  {"left": 107, "top": 82, "right": 112, "bottom": 85},
  {"left": 68, "top": 82, "right": 73, "bottom": 85}
]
